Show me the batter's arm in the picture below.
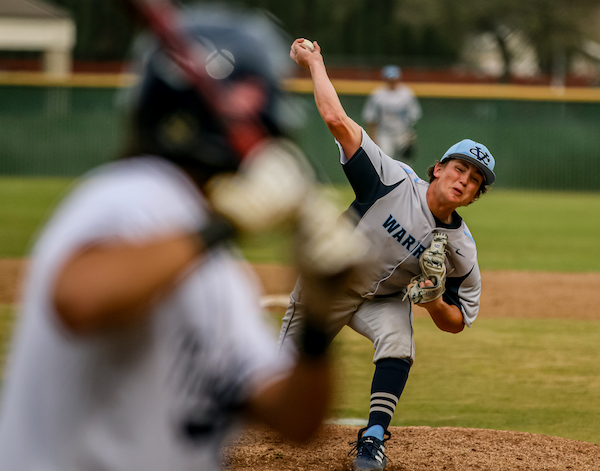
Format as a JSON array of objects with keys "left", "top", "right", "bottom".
[
  {"left": 53, "top": 225, "right": 227, "bottom": 334},
  {"left": 244, "top": 354, "right": 331, "bottom": 443},
  {"left": 290, "top": 39, "right": 362, "bottom": 159}
]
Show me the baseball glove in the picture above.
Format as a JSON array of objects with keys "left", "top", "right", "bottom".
[{"left": 404, "top": 231, "right": 448, "bottom": 304}]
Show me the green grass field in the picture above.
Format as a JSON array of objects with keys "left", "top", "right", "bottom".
[
  {"left": 0, "top": 177, "right": 74, "bottom": 257},
  {"left": 331, "top": 319, "right": 600, "bottom": 444},
  {"left": 1, "top": 177, "right": 599, "bottom": 444}
]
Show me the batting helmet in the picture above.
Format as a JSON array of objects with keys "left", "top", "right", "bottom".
[{"left": 127, "top": 4, "right": 293, "bottom": 174}]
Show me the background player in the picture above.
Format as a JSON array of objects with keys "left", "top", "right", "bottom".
[
  {"left": 279, "top": 38, "right": 496, "bottom": 471},
  {"left": 0, "top": 9, "right": 366, "bottom": 471},
  {"left": 362, "top": 64, "right": 422, "bottom": 163}
]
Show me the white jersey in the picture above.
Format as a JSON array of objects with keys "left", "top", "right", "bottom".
[
  {"left": 339, "top": 130, "right": 481, "bottom": 327},
  {"left": 362, "top": 84, "right": 422, "bottom": 137},
  {"left": 0, "top": 157, "right": 288, "bottom": 471}
]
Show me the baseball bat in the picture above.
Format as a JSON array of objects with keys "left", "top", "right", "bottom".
[{"left": 120, "top": 0, "right": 269, "bottom": 160}]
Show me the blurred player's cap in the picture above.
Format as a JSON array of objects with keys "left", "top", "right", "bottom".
[
  {"left": 441, "top": 139, "right": 496, "bottom": 184},
  {"left": 381, "top": 65, "right": 401, "bottom": 80},
  {"left": 126, "top": 4, "right": 299, "bottom": 174}
]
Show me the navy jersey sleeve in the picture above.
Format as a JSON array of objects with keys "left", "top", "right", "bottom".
[{"left": 337, "top": 129, "right": 409, "bottom": 218}]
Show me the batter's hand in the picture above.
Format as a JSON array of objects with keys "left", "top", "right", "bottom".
[
  {"left": 293, "top": 191, "right": 371, "bottom": 321},
  {"left": 290, "top": 38, "right": 321, "bottom": 69},
  {"left": 205, "top": 138, "right": 313, "bottom": 234},
  {"left": 295, "top": 191, "right": 369, "bottom": 278}
]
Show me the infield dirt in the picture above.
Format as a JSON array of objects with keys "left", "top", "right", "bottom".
[
  {"left": 225, "top": 424, "right": 600, "bottom": 471},
  {"left": 2, "top": 260, "right": 600, "bottom": 469}
]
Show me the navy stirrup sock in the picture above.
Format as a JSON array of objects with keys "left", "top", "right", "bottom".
[{"left": 364, "top": 358, "right": 411, "bottom": 437}]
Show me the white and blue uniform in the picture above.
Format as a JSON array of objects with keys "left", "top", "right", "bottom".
[
  {"left": 0, "top": 157, "right": 289, "bottom": 471},
  {"left": 362, "top": 84, "right": 422, "bottom": 161},
  {"left": 279, "top": 129, "right": 481, "bottom": 363}
]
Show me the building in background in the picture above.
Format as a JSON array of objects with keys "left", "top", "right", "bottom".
[{"left": 0, "top": 0, "right": 75, "bottom": 76}]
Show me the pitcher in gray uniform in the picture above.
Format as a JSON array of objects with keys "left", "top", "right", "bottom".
[{"left": 279, "top": 38, "right": 497, "bottom": 471}]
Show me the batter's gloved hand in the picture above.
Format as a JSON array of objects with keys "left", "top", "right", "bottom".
[
  {"left": 205, "top": 138, "right": 313, "bottom": 234},
  {"left": 295, "top": 192, "right": 370, "bottom": 278},
  {"left": 294, "top": 192, "right": 371, "bottom": 320},
  {"left": 285, "top": 190, "right": 371, "bottom": 359},
  {"left": 404, "top": 231, "right": 448, "bottom": 304}
]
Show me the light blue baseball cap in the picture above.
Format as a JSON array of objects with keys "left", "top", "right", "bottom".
[
  {"left": 382, "top": 65, "right": 401, "bottom": 80},
  {"left": 440, "top": 139, "right": 496, "bottom": 184}
]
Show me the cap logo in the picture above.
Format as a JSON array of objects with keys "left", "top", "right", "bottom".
[{"left": 469, "top": 146, "right": 490, "bottom": 165}]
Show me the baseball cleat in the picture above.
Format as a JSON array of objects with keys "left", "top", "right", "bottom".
[{"left": 348, "top": 427, "right": 391, "bottom": 471}]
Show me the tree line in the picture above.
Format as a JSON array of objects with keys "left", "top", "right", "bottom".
[{"left": 48, "top": 0, "right": 600, "bottom": 78}]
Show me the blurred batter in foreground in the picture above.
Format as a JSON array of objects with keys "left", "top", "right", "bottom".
[{"left": 0, "top": 8, "right": 367, "bottom": 471}]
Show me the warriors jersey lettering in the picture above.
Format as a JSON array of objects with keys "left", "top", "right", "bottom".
[{"left": 337, "top": 129, "right": 481, "bottom": 327}]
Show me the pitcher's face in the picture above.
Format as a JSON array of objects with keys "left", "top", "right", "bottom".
[{"left": 432, "top": 159, "right": 484, "bottom": 207}]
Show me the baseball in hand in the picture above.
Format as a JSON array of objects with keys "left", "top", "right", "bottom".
[{"left": 300, "top": 39, "right": 314, "bottom": 52}]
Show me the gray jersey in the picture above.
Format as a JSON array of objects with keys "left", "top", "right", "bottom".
[{"left": 339, "top": 129, "right": 481, "bottom": 327}]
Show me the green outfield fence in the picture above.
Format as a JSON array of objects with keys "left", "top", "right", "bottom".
[{"left": 2, "top": 73, "right": 600, "bottom": 190}]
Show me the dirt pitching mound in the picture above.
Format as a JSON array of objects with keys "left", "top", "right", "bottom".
[{"left": 224, "top": 424, "right": 600, "bottom": 471}]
